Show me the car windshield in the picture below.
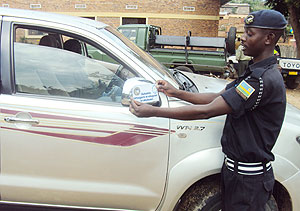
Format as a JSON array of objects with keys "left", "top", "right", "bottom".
[{"left": 101, "top": 26, "right": 178, "bottom": 85}]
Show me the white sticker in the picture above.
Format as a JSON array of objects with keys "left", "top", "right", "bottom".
[{"left": 131, "top": 83, "right": 159, "bottom": 104}]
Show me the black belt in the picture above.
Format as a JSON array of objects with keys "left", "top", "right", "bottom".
[{"left": 225, "top": 156, "right": 272, "bottom": 175}]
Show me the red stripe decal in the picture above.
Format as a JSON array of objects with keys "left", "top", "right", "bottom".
[
  {"left": 1, "top": 109, "right": 169, "bottom": 132},
  {"left": 2, "top": 127, "right": 156, "bottom": 146}
]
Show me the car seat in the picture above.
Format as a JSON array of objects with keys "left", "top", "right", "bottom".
[
  {"left": 63, "top": 39, "right": 82, "bottom": 54},
  {"left": 39, "top": 35, "right": 59, "bottom": 48}
]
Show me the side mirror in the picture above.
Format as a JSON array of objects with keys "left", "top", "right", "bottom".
[{"left": 121, "top": 77, "right": 161, "bottom": 106}]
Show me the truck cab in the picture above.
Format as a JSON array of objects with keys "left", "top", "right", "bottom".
[
  {"left": 118, "top": 24, "right": 236, "bottom": 78},
  {"left": 118, "top": 24, "right": 161, "bottom": 51}
]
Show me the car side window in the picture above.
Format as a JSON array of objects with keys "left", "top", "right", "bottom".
[{"left": 13, "top": 27, "right": 137, "bottom": 103}]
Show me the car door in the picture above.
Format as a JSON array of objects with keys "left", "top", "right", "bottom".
[{"left": 0, "top": 16, "right": 169, "bottom": 210}]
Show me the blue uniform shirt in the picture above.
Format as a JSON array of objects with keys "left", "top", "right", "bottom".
[{"left": 221, "top": 56, "right": 286, "bottom": 163}]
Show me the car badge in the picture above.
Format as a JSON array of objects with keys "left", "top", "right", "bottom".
[
  {"left": 134, "top": 87, "right": 141, "bottom": 95},
  {"left": 245, "top": 15, "right": 254, "bottom": 25}
]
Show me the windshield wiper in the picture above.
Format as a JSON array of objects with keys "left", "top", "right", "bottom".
[
  {"left": 172, "top": 69, "right": 198, "bottom": 93},
  {"left": 172, "top": 70, "right": 186, "bottom": 90}
]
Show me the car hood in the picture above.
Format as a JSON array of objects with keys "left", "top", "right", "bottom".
[
  {"left": 180, "top": 72, "right": 300, "bottom": 122},
  {"left": 182, "top": 72, "right": 229, "bottom": 93}
]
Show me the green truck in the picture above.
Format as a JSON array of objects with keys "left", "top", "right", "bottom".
[{"left": 118, "top": 24, "right": 236, "bottom": 77}]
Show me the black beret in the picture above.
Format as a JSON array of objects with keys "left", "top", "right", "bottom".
[{"left": 244, "top": 10, "right": 287, "bottom": 30}]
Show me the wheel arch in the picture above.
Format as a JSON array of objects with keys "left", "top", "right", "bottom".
[
  {"left": 174, "top": 173, "right": 221, "bottom": 211},
  {"left": 159, "top": 149, "right": 297, "bottom": 211},
  {"left": 174, "top": 65, "right": 194, "bottom": 73},
  {"left": 158, "top": 147, "right": 223, "bottom": 211},
  {"left": 172, "top": 175, "right": 293, "bottom": 211},
  {"left": 273, "top": 180, "right": 293, "bottom": 211},
  {"left": 172, "top": 62, "right": 195, "bottom": 72}
]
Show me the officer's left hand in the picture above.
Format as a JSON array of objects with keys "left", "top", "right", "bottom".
[{"left": 129, "top": 99, "right": 156, "bottom": 117}]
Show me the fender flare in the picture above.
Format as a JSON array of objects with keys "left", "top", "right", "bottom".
[
  {"left": 159, "top": 151, "right": 300, "bottom": 211},
  {"left": 159, "top": 147, "right": 223, "bottom": 211}
]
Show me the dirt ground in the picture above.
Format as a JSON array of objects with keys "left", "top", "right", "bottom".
[{"left": 286, "top": 86, "right": 300, "bottom": 109}]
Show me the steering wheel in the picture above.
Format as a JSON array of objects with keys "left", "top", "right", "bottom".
[{"left": 103, "top": 65, "right": 125, "bottom": 98}]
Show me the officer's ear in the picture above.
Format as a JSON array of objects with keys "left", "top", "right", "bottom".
[{"left": 265, "top": 32, "right": 276, "bottom": 45}]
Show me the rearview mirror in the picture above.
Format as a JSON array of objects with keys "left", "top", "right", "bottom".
[{"left": 121, "top": 77, "right": 160, "bottom": 106}]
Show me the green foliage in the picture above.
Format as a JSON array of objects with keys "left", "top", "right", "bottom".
[
  {"left": 286, "top": 0, "right": 300, "bottom": 8},
  {"left": 265, "top": 0, "right": 300, "bottom": 16},
  {"left": 265, "top": 0, "right": 300, "bottom": 58},
  {"left": 229, "top": 0, "right": 270, "bottom": 11},
  {"left": 19, "top": 36, "right": 28, "bottom": 43},
  {"left": 231, "top": 7, "right": 238, "bottom": 14}
]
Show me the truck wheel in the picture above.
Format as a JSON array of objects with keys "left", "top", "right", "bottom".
[
  {"left": 175, "top": 66, "right": 193, "bottom": 73},
  {"left": 226, "top": 27, "right": 236, "bottom": 55},
  {"left": 175, "top": 176, "right": 278, "bottom": 211},
  {"left": 286, "top": 76, "right": 300, "bottom": 89}
]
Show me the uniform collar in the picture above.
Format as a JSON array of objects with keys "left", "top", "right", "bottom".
[
  {"left": 239, "top": 56, "right": 277, "bottom": 79},
  {"left": 248, "top": 56, "right": 277, "bottom": 73}
]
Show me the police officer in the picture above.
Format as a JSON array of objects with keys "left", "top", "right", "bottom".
[{"left": 130, "top": 10, "right": 287, "bottom": 211}]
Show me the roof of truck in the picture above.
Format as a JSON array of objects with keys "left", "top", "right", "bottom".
[{"left": 118, "top": 24, "right": 160, "bottom": 29}]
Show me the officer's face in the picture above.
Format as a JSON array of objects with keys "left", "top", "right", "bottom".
[{"left": 240, "top": 27, "right": 267, "bottom": 58}]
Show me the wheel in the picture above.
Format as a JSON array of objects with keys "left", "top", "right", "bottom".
[
  {"left": 286, "top": 76, "right": 300, "bottom": 89},
  {"left": 175, "top": 176, "right": 221, "bottom": 211},
  {"left": 226, "top": 27, "right": 236, "bottom": 55},
  {"left": 175, "top": 176, "right": 279, "bottom": 211},
  {"left": 175, "top": 66, "right": 194, "bottom": 73}
]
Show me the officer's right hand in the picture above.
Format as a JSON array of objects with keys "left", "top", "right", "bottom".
[{"left": 156, "top": 80, "right": 179, "bottom": 97}]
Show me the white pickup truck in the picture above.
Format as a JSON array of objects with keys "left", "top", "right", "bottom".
[
  {"left": 279, "top": 57, "right": 300, "bottom": 89},
  {"left": 0, "top": 7, "right": 300, "bottom": 211}
]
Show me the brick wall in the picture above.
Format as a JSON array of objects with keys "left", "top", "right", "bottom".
[
  {"left": 3, "top": 0, "right": 221, "bottom": 37},
  {"left": 4, "top": 0, "right": 219, "bottom": 15},
  {"left": 219, "top": 14, "right": 246, "bottom": 37},
  {"left": 97, "top": 17, "right": 120, "bottom": 28},
  {"left": 150, "top": 19, "right": 218, "bottom": 37}
]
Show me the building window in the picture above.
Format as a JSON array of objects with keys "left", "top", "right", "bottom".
[
  {"left": 82, "top": 17, "right": 95, "bottom": 20},
  {"left": 75, "top": 4, "right": 87, "bottom": 9},
  {"left": 125, "top": 5, "right": 138, "bottom": 10},
  {"left": 24, "top": 29, "right": 47, "bottom": 39},
  {"left": 183, "top": 6, "right": 195, "bottom": 12},
  {"left": 2, "top": 4, "right": 9, "bottom": 7},
  {"left": 28, "top": 29, "right": 45, "bottom": 36},
  {"left": 122, "top": 18, "right": 146, "bottom": 25},
  {"left": 30, "top": 4, "right": 42, "bottom": 9}
]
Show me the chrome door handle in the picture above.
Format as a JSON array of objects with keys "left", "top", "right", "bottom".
[{"left": 4, "top": 117, "right": 40, "bottom": 124}]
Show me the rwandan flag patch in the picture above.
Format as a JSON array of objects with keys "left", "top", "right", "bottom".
[{"left": 236, "top": 80, "right": 255, "bottom": 100}]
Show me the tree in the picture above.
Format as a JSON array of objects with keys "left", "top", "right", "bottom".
[
  {"left": 265, "top": 0, "right": 300, "bottom": 58},
  {"left": 229, "top": 0, "right": 269, "bottom": 11}
]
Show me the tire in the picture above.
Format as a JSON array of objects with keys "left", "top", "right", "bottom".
[
  {"left": 286, "top": 76, "right": 300, "bottom": 89},
  {"left": 175, "top": 176, "right": 221, "bottom": 211},
  {"left": 226, "top": 27, "right": 236, "bottom": 55},
  {"left": 175, "top": 66, "right": 194, "bottom": 73},
  {"left": 175, "top": 176, "right": 278, "bottom": 211}
]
